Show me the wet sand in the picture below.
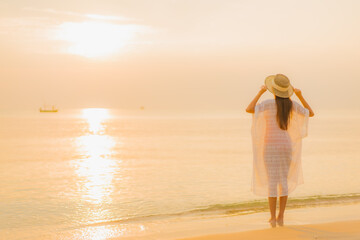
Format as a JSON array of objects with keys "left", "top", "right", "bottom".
[
  {"left": 176, "top": 220, "right": 360, "bottom": 240},
  {"left": 173, "top": 203, "right": 360, "bottom": 240}
]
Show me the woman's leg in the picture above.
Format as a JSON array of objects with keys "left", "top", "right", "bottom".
[
  {"left": 277, "top": 195, "right": 288, "bottom": 226},
  {"left": 268, "top": 197, "right": 277, "bottom": 225},
  {"left": 277, "top": 144, "right": 291, "bottom": 226},
  {"left": 264, "top": 147, "right": 278, "bottom": 227},
  {"left": 278, "top": 181, "right": 288, "bottom": 221}
]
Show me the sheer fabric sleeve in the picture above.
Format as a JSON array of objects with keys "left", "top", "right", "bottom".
[
  {"left": 284, "top": 100, "right": 310, "bottom": 189},
  {"left": 293, "top": 101, "right": 309, "bottom": 116},
  {"left": 251, "top": 100, "right": 268, "bottom": 195},
  {"left": 290, "top": 101, "right": 310, "bottom": 139},
  {"left": 254, "top": 100, "right": 268, "bottom": 117}
]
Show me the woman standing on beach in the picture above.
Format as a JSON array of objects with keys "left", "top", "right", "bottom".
[{"left": 245, "top": 74, "right": 314, "bottom": 227}]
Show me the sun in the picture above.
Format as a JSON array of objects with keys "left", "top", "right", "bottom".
[{"left": 55, "top": 21, "right": 142, "bottom": 58}]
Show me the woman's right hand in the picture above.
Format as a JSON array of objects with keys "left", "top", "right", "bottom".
[
  {"left": 259, "top": 85, "right": 267, "bottom": 94},
  {"left": 246, "top": 85, "right": 267, "bottom": 113}
]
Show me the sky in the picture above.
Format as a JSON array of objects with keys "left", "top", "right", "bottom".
[{"left": 0, "top": 0, "right": 359, "bottom": 113}]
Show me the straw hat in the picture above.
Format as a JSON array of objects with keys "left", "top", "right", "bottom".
[{"left": 265, "top": 74, "right": 294, "bottom": 98}]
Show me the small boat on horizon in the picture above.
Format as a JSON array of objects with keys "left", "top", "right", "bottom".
[{"left": 40, "top": 105, "right": 58, "bottom": 113}]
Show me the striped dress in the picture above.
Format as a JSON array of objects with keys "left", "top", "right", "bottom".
[{"left": 251, "top": 99, "right": 309, "bottom": 197}]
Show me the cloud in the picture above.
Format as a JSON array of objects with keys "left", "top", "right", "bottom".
[{"left": 23, "top": 7, "right": 133, "bottom": 22}]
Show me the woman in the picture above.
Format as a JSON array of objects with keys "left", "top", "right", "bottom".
[{"left": 245, "top": 74, "right": 314, "bottom": 228}]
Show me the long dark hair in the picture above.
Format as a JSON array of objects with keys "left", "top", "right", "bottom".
[{"left": 275, "top": 96, "right": 293, "bottom": 130}]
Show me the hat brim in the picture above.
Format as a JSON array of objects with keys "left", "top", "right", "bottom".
[{"left": 265, "top": 75, "right": 293, "bottom": 98}]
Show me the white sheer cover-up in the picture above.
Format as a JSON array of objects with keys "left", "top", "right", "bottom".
[{"left": 251, "top": 99, "right": 309, "bottom": 197}]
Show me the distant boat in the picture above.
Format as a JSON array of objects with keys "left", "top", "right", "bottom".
[{"left": 39, "top": 105, "right": 58, "bottom": 113}]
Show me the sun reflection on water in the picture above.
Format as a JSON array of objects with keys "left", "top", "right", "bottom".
[
  {"left": 82, "top": 108, "right": 110, "bottom": 134},
  {"left": 74, "top": 108, "right": 117, "bottom": 204},
  {"left": 77, "top": 134, "right": 114, "bottom": 159}
]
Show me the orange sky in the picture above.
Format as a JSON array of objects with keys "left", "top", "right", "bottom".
[{"left": 1, "top": 0, "right": 359, "bottom": 112}]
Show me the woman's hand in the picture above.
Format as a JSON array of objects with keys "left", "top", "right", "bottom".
[
  {"left": 293, "top": 87, "right": 302, "bottom": 96},
  {"left": 246, "top": 85, "right": 267, "bottom": 113},
  {"left": 259, "top": 85, "right": 267, "bottom": 94},
  {"left": 293, "top": 87, "right": 315, "bottom": 117}
]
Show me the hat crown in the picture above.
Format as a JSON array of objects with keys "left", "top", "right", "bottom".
[
  {"left": 274, "top": 74, "right": 290, "bottom": 88},
  {"left": 264, "top": 73, "right": 293, "bottom": 98}
]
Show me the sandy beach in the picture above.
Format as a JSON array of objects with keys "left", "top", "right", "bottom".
[
  {"left": 176, "top": 220, "right": 360, "bottom": 240},
  {"left": 170, "top": 204, "right": 360, "bottom": 240},
  {"left": 174, "top": 203, "right": 360, "bottom": 240}
]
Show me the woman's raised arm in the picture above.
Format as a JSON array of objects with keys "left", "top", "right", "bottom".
[
  {"left": 246, "top": 85, "right": 267, "bottom": 113},
  {"left": 293, "top": 88, "right": 315, "bottom": 117}
]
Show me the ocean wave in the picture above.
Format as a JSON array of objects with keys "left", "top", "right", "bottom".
[{"left": 80, "top": 193, "right": 360, "bottom": 228}]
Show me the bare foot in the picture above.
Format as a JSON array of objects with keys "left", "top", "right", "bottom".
[
  {"left": 268, "top": 218, "right": 276, "bottom": 228},
  {"left": 276, "top": 216, "right": 284, "bottom": 226}
]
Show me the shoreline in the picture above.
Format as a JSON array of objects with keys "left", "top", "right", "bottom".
[
  {"left": 100, "top": 202, "right": 360, "bottom": 240},
  {"left": 172, "top": 203, "right": 360, "bottom": 240},
  {"left": 3, "top": 200, "right": 360, "bottom": 239}
]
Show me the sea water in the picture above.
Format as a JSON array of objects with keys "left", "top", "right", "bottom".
[{"left": 0, "top": 108, "right": 359, "bottom": 239}]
